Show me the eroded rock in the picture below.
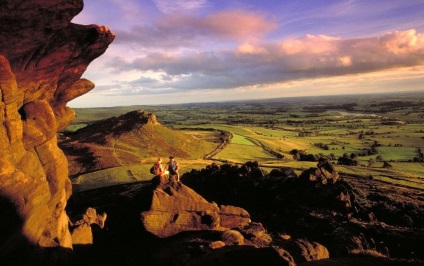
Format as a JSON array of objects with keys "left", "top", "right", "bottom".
[
  {"left": 70, "top": 207, "right": 107, "bottom": 246},
  {"left": 300, "top": 158, "right": 340, "bottom": 185},
  {"left": 221, "top": 230, "right": 245, "bottom": 246},
  {"left": 239, "top": 222, "right": 273, "bottom": 247},
  {"left": 140, "top": 179, "right": 251, "bottom": 238},
  {"left": 0, "top": 0, "right": 114, "bottom": 261}
]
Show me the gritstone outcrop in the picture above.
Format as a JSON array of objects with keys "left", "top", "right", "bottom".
[
  {"left": 140, "top": 176, "right": 251, "bottom": 238},
  {"left": 0, "top": 0, "right": 114, "bottom": 261}
]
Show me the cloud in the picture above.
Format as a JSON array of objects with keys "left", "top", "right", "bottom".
[
  {"left": 237, "top": 43, "right": 268, "bottom": 55},
  {"left": 129, "top": 76, "right": 160, "bottom": 85},
  {"left": 152, "top": 0, "right": 207, "bottom": 14},
  {"left": 202, "top": 10, "right": 277, "bottom": 40},
  {"left": 105, "top": 29, "right": 424, "bottom": 94},
  {"left": 72, "top": 65, "right": 424, "bottom": 107},
  {"left": 114, "top": 9, "right": 276, "bottom": 48},
  {"left": 279, "top": 35, "right": 340, "bottom": 55},
  {"left": 69, "top": 1, "right": 424, "bottom": 107},
  {"left": 380, "top": 29, "right": 423, "bottom": 55}
]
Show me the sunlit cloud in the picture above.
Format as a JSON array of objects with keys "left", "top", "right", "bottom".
[
  {"left": 202, "top": 10, "right": 277, "bottom": 40},
  {"left": 237, "top": 43, "right": 268, "bottom": 55},
  {"left": 381, "top": 29, "right": 423, "bottom": 55},
  {"left": 280, "top": 35, "right": 340, "bottom": 55},
  {"left": 338, "top": 56, "right": 352, "bottom": 67},
  {"left": 104, "top": 29, "right": 424, "bottom": 94},
  {"left": 114, "top": 9, "right": 276, "bottom": 48}
]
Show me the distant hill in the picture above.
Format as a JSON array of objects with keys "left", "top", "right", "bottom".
[
  {"left": 59, "top": 109, "right": 217, "bottom": 177},
  {"left": 68, "top": 90, "right": 424, "bottom": 128}
]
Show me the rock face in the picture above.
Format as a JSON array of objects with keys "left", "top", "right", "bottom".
[{"left": 0, "top": 0, "right": 114, "bottom": 260}]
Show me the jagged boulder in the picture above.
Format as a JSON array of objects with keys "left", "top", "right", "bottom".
[
  {"left": 284, "top": 239, "right": 330, "bottom": 263},
  {"left": 0, "top": 0, "right": 114, "bottom": 261},
  {"left": 221, "top": 229, "right": 245, "bottom": 246},
  {"left": 267, "top": 167, "right": 298, "bottom": 190},
  {"left": 183, "top": 160, "right": 351, "bottom": 214},
  {"left": 71, "top": 223, "right": 93, "bottom": 245},
  {"left": 239, "top": 222, "right": 273, "bottom": 247},
  {"left": 300, "top": 158, "right": 340, "bottom": 185},
  {"left": 269, "top": 167, "right": 298, "bottom": 180},
  {"left": 70, "top": 207, "right": 107, "bottom": 245},
  {"left": 140, "top": 178, "right": 251, "bottom": 238},
  {"left": 220, "top": 204, "right": 251, "bottom": 229},
  {"left": 274, "top": 239, "right": 329, "bottom": 265}
]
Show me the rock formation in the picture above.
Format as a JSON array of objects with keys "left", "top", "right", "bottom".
[
  {"left": 70, "top": 207, "right": 107, "bottom": 245},
  {"left": 300, "top": 158, "right": 340, "bottom": 185},
  {"left": 138, "top": 176, "right": 331, "bottom": 265},
  {"left": 0, "top": 0, "right": 114, "bottom": 261},
  {"left": 140, "top": 176, "right": 251, "bottom": 238},
  {"left": 182, "top": 160, "right": 424, "bottom": 262},
  {"left": 61, "top": 159, "right": 423, "bottom": 265}
]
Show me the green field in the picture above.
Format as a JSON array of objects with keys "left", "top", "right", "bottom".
[
  {"left": 231, "top": 134, "right": 256, "bottom": 145},
  {"left": 67, "top": 92, "right": 424, "bottom": 190},
  {"left": 214, "top": 142, "right": 276, "bottom": 163}
]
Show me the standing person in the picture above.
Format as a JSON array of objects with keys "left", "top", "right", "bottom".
[{"left": 165, "top": 156, "right": 180, "bottom": 182}]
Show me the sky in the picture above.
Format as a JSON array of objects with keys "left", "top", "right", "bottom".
[{"left": 70, "top": 0, "right": 424, "bottom": 107}]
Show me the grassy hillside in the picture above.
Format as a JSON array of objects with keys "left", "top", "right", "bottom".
[{"left": 60, "top": 110, "right": 219, "bottom": 183}]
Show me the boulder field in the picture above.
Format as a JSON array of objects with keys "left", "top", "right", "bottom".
[
  {"left": 67, "top": 167, "right": 333, "bottom": 266},
  {"left": 65, "top": 160, "right": 423, "bottom": 265}
]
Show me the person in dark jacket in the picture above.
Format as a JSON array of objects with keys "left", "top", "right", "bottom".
[{"left": 165, "top": 156, "right": 180, "bottom": 182}]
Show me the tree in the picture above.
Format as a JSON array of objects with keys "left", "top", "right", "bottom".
[
  {"left": 368, "top": 158, "right": 376, "bottom": 167},
  {"left": 383, "top": 161, "right": 393, "bottom": 168},
  {"left": 338, "top": 156, "right": 358, "bottom": 166}
]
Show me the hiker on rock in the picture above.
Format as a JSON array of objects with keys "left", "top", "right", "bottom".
[
  {"left": 165, "top": 156, "right": 180, "bottom": 182},
  {"left": 152, "top": 158, "right": 167, "bottom": 176}
]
